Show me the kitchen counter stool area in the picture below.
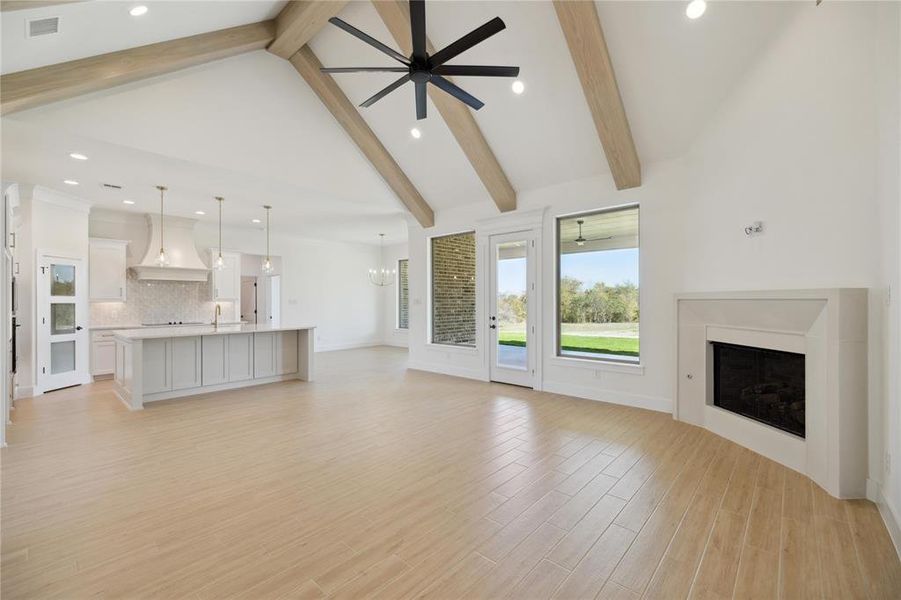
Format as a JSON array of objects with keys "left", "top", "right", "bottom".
[{"left": 112, "top": 324, "right": 315, "bottom": 410}]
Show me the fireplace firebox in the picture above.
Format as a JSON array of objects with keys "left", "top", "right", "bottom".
[{"left": 711, "top": 342, "right": 805, "bottom": 438}]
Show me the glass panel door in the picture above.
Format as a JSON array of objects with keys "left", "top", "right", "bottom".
[
  {"left": 489, "top": 232, "right": 536, "bottom": 388},
  {"left": 37, "top": 257, "right": 88, "bottom": 392}
]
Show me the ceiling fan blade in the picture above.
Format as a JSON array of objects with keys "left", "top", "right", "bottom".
[
  {"left": 415, "top": 81, "right": 427, "bottom": 120},
  {"left": 432, "top": 65, "right": 520, "bottom": 77},
  {"left": 359, "top": 74, "right": 411, "bottom": 108},
  {"left": 410, "top": 0, "right": 427, "bottom": 62},
  {"left": 429, "top": 17, "right": 506, "bottom": 67},
  {"left": 328, "top": 17, "right": 410, "bottom": 65},
  {"left": 430, "top": 75, "right": 484, "bottom": 111},
  {"left": 321, "top": 67, "right": 410, "bottom": 74}
]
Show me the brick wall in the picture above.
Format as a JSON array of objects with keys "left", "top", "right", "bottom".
[
  {"left": 398, "top": 259, "right": 409, "bottom": 329},
  {"left": 431, "top": 232, "right": 476, "bottom": 346}
]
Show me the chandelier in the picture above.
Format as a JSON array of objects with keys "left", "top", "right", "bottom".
[{"left": 368, "top": 233, "right": 396, "bottom": 287}]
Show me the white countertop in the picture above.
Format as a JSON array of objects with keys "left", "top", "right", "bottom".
[{"left": 112, "top": 323, "right": 316, "bottom": 341}]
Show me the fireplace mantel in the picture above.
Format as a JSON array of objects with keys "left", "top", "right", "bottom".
[{"left": 674, "top": 289, "right": 868, "bottom": 499}]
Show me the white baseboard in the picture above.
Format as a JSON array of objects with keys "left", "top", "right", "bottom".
[
  {"left": 869, "top": 478, "right": 901, "bottom": 559},
  {"left": 381, "top": 340, "right": 409, "bottom": 349},
  {"left": 407, "top": 360, "right": 488, "bottom": 382},
  {"left": 14, "top": 386, "right": 35, "bottom": 399},
  {"left": 315, "top": 339, "right": 382, "bottom": 353},
  {"left": 542, "top": 380, "right": 672, "bottom": 413}
]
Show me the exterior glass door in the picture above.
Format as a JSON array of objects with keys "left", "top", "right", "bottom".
[
  {"left": 37, "top": 256, "right": 88, "bottom": 392},
  {"left": 489, "top": 231, "right": 536, "bottom": 387}
]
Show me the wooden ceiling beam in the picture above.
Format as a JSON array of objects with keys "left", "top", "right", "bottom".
[
  {"left": 372, "top": 0, "right": 516, "bottom": 213},
  {"left": 0, "top": 1, "right": 86, "bottom": 11},
  {"left": 553, "top": 1, "right": 641, "bottom": 190},
  {"left": 268, "top": 0, "right": 347, "bottom": 60},
  {"left": 1, "top": 20, "right": 276, "bottom": 115},
  {"left": 290, "top": 46, "right": 434, "bottom": 228}
]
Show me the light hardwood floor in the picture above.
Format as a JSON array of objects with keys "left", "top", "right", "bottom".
[{"left": 2, "top": 347, "right": 899, "bottom": 599}]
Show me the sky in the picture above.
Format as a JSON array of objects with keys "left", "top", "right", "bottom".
[{"left": 497, "top": 249, "right": 639, "bottom": 295}]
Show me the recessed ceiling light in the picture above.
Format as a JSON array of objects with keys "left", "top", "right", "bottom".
[
  {"left": 63, "top": 180, "right": 79, "bottom": 186},
  {"left": 511, "top": 80, "right": 525, "bottom": 95},
  {"left": 129, "top": 5, "right": 148, "bottom": 17},
  {"left": 69, "top": 152, "right": 88, "bottom": 160},
  {"left": 252, "top": 218, "right": 261, "bottom": 224},
  {"left": 195, "top": 210, "right": 205, "bottom": 215},
  {"left": 410, "top": 127, "right": 422, "bottom": 139},
  {"left": 686, "top": 0, "right": 706, "bottom": 19},
  {"left": 122, "top": 200, "right": 135, "bottom": 205}
]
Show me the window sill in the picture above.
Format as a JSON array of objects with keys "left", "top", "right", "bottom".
[
  {"left": 426, "top": 343, "right": 478, "bottom": 355},
  {"left": 549, "top": 355, "right": 644, "bottom": 375}
]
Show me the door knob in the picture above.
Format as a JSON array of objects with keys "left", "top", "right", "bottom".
[
  {"left": 75, "top": 325, "right": 83, "bottom": 331},
  {"left": 489, "top": 324, "right": 496, "bottom": 329}
]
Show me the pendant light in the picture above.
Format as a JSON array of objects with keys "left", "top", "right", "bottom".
[
  {"left": 155, "top": 185, "right": 169, "bottom": 266},
  {"left": 368, "top": 233, "right": 396, "bottom": 287},
  {"left": 261, "top": 205, "right": 273, "bottom": 274},
  {"left": 213, "top": 196, "right": 226, "bottom": 270}
]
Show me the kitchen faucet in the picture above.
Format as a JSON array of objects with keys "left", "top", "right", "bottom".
[{"left": 214, "top": 303, "right": 221, "bottom": 329}]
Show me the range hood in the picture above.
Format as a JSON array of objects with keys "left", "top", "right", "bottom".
[{"left": 132, "top": 214, "right": 210, "bottom": 282}]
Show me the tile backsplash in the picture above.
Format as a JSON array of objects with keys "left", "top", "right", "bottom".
[{"left": 91, "top": 271, "right": 237, "bottom": 326}]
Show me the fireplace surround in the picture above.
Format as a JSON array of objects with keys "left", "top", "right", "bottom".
[{"left": 674, "top": 289, "right": 867, "bottom": 499}]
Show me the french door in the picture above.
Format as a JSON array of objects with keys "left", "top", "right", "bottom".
[
  {"left": 489, "top": 231, "right": 536, "bottom": 388},
  {"left": 36, "top": 254, "right": 88, "bottom": 392}
]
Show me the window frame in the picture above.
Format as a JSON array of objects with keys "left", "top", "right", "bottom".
[
  {"left": 555, "top": 204, "right": 640, "bottom": 365},
  {"left": 396, "top": 258, "right": 409, "bottom": 330},
  {"left": 429, "top": 230, "right": 477, "bottom": 348}
]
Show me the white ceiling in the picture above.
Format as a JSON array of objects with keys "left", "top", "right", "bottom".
[{"left": 0, "top": 0, "right": 800, "bottom": 244}]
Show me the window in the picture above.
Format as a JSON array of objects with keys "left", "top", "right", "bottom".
[
  {"left": 557, "top": 206, "right": 639, "bottom": 362},
  {"left": 431, "top": 232, "right": 476, "bottom": 347},
  {"left": 397, "top": 259, "right": 409, "bottom": 329}
]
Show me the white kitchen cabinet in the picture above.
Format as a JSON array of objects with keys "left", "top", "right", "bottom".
[
  {"left": 89, "top": 239, "right": 128, "bottom": 302},
  {"left": 170, "top": 337, "right": 202, "bottom": 391},
  {"left": 202, "top": 333, "right": 253, "bottom": 385},
  {"left": 91, "top": 330, "right": 116, "bottom": 377},
  {"left": 254, "top": 331, "right": 298, "bottom": 378},
  {"left": 253, "top": 332, "right": 277, "bottom": 379},
  {"left": 142, "top": 336, "right": 201, "bottom": 392},
  {"left": 277, "top": 331, "right": 298, "bottom": 375},
  {"left": 201, "top": 335, "right": 228, "bottom": 386},
  {"left": 227, "top": 333, "right": 253, "bottom": 382},
  {"left": 143, "top": 338, "right": 170, "bottom": 394},
  {"left": 209, "top": 250, "right": 240, "bottom": 301}
]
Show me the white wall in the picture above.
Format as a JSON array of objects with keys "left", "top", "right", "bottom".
[
  {"left": 16, "top": 186, "right": 91, "bottom": 396},
  {"left": 379, "top": 241, "right": 409, "bottom": 348},
  {"left": 407, "top": 2, "right": 899, "bottom": 518},
  {"left": 191, "top": 221, "right": 383, "bottom": 352}
]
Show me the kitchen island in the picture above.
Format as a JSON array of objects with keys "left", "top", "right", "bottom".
[{"left": 112, "top": 323, "right": 315, "bottom": 410}]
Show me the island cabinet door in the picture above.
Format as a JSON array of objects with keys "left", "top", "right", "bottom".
[
  {"left": 277, "top": 331, "right": 298, "bottom": 375},
  {"left": 143, "top": 338, "right": 171, "bottom": 394},
  {"left": 201, "top": 335, "right": 228, "bottom": 386},
  {"left": 170, "top": 336, "right": 202, "bottom": 391},
  {"left": 253, "top": 332, "right": 277, "bottom": 379},
  {"left": 227, "top": 333, "right": 253, "bottom": 382}
]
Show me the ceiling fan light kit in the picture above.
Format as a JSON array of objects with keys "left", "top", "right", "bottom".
[{"left": 321, "top": 0, "right": 520, "bottom": 120}]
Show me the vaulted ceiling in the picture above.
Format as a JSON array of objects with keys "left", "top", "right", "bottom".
[{"left": 0, "top": 0, "right": 799, "bottom": 243}]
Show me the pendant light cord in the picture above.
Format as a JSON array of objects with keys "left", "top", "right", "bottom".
[
  {"left": 216, "top": 197, "right": 223, "bottom": 259},
  {"left": 156, "top": 185, "right": 166, "bottom": 255}
]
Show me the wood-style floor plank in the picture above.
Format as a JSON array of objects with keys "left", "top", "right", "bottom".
[{"left": 1, "top": 347, "right": 896, "bottom": 599}]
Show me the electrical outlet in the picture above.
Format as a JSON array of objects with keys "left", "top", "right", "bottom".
[
  {"left": 594, "top": 369, "right": 603, "bottom": 379},
  {"left": 288, "top": 298, "right": 298, "bottom": 305}
]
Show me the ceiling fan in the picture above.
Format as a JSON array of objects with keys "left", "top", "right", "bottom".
[
  {"left": 574, "top": 219, "right": 614, "bottom": 247},
  {"left": 320, "top": 0, "right": 520, "bottom": 120}
]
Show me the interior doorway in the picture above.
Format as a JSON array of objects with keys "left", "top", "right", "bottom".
[
  {"left": 239, "top": 274, "right": 280, "bottom": 325},
  {"left": 240, "top": 277, "right": 257, "bottom": 324}
]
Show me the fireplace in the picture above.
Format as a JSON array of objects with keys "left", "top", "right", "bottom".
[{"left": 711, "top": 342, "right": 805, "bottom": 438}]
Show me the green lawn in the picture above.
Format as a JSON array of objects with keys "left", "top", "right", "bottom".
[{"left": 498, "top": 331, "right": 639, "bottom": 357}]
